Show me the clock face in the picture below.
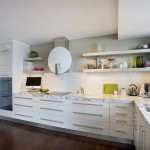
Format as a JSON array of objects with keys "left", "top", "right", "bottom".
[{"left": 48, "top": 47, "right": 72, "bottom": 74}]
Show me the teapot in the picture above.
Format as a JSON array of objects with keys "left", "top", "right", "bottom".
[{"left": 128, "top": 84, "right": 138, "bottom": 96}]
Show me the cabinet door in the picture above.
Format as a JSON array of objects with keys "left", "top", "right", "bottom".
[{"left": 0, "top": 50, "right": 12, "bottom": 66}]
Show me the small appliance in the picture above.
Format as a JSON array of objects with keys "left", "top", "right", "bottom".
[
  {"left": 128, "top": 84, "right": 138, "bottom": 96},
  {"left": 139, "top": 83, "right": 150, "bottom": 98}
]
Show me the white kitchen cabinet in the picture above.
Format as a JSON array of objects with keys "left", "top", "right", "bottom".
[
  {"left": 110, "top": 102, "right": 134, "bottom": 140},
  {"left": 13, "top": 95, "right": 37, "bottom": 122},
  {"left": 134, "top": 103, "right": 150, "bottom": 150}
]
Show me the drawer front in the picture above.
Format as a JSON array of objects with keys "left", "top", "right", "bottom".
[
  {"left": 110, "top": 116, "right": 133, "bottom": 125},
  {"left": 35, "top": 103, "right": 68, "bottom": 117},
  {"left": 110, "top": 109, "right": 133, "bottom": 118},
  {"left": 110, "top": 102, "right": 133, "bottom": 111},
  {"left": 69, "top": 118, "right": 109, "bottom": 135},
  {"left": 37, "top": 113, "right": 68, "bottom": 128},
  {"left": 110, "top": 123, "right": 133, "bottom": 140},
  {"left": 13, "top": 97, "right": 34, "bottom": 111},
  {"left": 13, "top": 109, "right": 35, "bottom": 122},
  {"left": 39, "top": 98, "right": 66, "bottom": 105},
  {"left": 69, "top": 100, "right": 109, "bottom": 109},
  {"left": 69, "top": 106, "right": 109, "bottom": 122}
]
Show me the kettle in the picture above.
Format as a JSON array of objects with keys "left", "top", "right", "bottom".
[{"left": 128, "top": 84, "right": 138, "bottom": 96}]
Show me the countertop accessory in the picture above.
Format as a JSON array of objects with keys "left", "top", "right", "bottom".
[
  {"left": 103, "top": 84, "right": 118, "bottom": 94},
  {"left": 114, "top": 90, "right": 118, "bottom": 95},
  {"left": 121, "top": 88, "right": 127, "bottom": 96},
  {"left": 128, "top": 84, "right": 138, "bottom": 96},
  {"left": 123, "top": 62, "right": 128, "bottom": 68},
  {"left": 139, "top": 83, "right": 150, "bottom": 97}
]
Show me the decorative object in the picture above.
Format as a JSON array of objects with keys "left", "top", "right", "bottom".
[
  {"left": 87, "top": 64, "right": 96, "bottom": 69},
  {"left": 103, "top": 84, "right": 118, "bottom": 94},
  {"left": 30, "top": 51, "right": 38, "bottom": 58}
]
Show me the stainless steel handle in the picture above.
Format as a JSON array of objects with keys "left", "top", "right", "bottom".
[
  {"left": 116, "top": 130, "right": 127, "bottom": 134},
  {"left": 40, "top": 107, "right": 63, "bottom": 112},
  {"left": 15, "top": 113, "right": 33, "bottom": 118},
  {"left": 73, "top": 124, "right": 103, "bottom": 130},
  {"left": 1, "top": 74, "right": 9, "bottom": 77},
  {"left": 116, "top": 106, "right": 127, "bottom": 109},
  {"left": 14, "top": 97, "right": 32, "bottom": 100},
  {"left": 40, "top": 118, "right": 63, "bottom": 124},
  {"left": 116, "top": 120, "right": 127, "bottom": 123},
  {"left": 116, "top": 113, "right": 127, "bottom": 116},
  {"left": 142, "top": 130, "right": 145, "bottom": 150},
  {"left": 72, "top": 102, "right": 103, "bottom": 107},
  {"left": 1, "top": 49, "right": 9, "bottom": 53},
  {"left": 40, "top": 99, "right": 63, "bottom": 103},
  {"left": 15, "top": 104, "right": 33, "bottom": 108},
  {"left": 72, "top": 112, "right": 103, "bottom": 117}
]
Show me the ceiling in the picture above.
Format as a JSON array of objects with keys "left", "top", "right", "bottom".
[{"left": 0, "top": 0, "right": 118, "bottom": 45}]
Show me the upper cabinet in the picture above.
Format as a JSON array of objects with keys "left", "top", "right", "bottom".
[{"left": 118, "top": 0, "right": 150, "bottom": 40}]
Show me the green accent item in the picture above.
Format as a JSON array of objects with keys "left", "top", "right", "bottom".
[
  {"left": 30, "top": 51, "right": 38, "bottom": 58},
  {"left": 103, "top": 84, "right": 118, "bottom": 94}
]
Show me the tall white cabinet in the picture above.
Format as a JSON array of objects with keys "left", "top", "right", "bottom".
[{"left": 0, "top": 40, "right": 29, "bottom": 117}]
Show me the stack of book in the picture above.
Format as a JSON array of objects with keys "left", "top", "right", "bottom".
[{"left": 144, "top": 61, "right": 150, "bottom": 68}]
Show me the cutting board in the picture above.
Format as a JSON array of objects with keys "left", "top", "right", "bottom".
[{"left": 103, "top": 84, "right": 118, "bottom": 94}]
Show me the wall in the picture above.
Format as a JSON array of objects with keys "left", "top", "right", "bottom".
[{"left": 30, "top": 34, "right": 150, "bottom": 94}]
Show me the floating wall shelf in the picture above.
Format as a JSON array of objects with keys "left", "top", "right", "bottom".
[
  {"left": 24, "top": 57, "right": 44, "bottom": 61},
  {"left": 83, "top": 49, "right": 150, "bottom": 57}
]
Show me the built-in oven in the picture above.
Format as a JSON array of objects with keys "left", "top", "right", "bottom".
[{"left": 0, "top": 77, "right": 12, "bottom": 111}]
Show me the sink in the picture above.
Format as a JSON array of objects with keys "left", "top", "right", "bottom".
[
  {"left": 49, "top": 92, "right": 71, "bottom": 96},
  {"left": 144, "top": 104, "right": 150, "bottom": 112}
]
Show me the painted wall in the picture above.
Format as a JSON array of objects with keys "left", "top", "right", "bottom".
[{"left": 30, "top": 34, "right": 150, "bottom": 94}]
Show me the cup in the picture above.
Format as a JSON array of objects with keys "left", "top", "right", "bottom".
[{"left": 114, "top": 90, "right": 118, "bottom": 95}]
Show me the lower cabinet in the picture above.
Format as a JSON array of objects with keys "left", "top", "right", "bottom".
[
  {"left": 12, "top": 94, "right": 150, "bottom": 147},
  {"left": 134, "top": 103, "right": 150, "bottom": 150}
]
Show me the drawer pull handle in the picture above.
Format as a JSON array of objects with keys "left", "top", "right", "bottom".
[
  {"left": 1, "top": 74, "right": 9, "bottom": 76},
  {"left": 116, "top": 130, "right": 127, "bottom": 134},
  {"left": 15, "top": 104, "right": 33, "bottom": 108},
  {"left": 72, "top": 102, "right": 103, "bottom": 107},
  {"left": 116, "top": 113, "right": 127, "bottom": 116},
  {"left": 15, "top": 97, "right": 32, "bottom": 100},
  {"left": 116, "top": 120, "right": 127, "bottom": 123},
  {"left": 116, "top": 106, "right": 127, "bottom": 109},
  {"left": 40, "top": 99, "right": 63, "bottom": 103},
  {"left": 40, "top": 107, "right": 63, "bottom": 112},
  {"left": 40, "top": 118, "right": 63, "bottom": 124},
  {"left": 73, "top": 124, "right": 103, "bottom": 130},
  {"left": 72, "top": 112, "right": 103, "bottom": 117},
  {"left": 15, "top": 113, "right": 33, "bottom": 118},
  {"left": 1, "top": 49, "right": 9, "bottom": 53}
]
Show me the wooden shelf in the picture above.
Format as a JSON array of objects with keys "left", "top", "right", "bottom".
[
  {"left": 83, "top": 68, "right": 150, "bottom": 73},
  {"left": 83, "top": 49, "right": 150, "bottom": 57},
  {"left": 24, "top": 57, "right": 44, "bottom": 61}
]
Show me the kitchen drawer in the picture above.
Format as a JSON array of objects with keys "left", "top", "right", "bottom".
[
  {"left": 69, "top": 118, "right": 109, "bottom": 136},
  {"left": 68, "top": 100, "right": 109, "bottom": 109},
  {"left": 13, "top": 109, "right": 35, "bottom": 122},
  {"left": 13, "top": 97, "right": 34, "bottom": 111},
  {"left": 37, "top": 113, "right": 68, "bottom": 128},
  {"left": 110, "top": 116, "right": 133, "bottom": 125},
  {"left": 68, "top": 106, "right": 109, "bottom": 122},
  {"left": 110, "top": 123, "right": 133, "bottom": 140},
  {"left": 110, "top": 102, "right": 133, "bottom": 111},
  {"left": 39, "top": 97, "right": 67, "bottom": 105},
  {"left": 35, "top": 103, "right": 68, "bottom": 117},
  {"left": 110, "top": 108, "right": 133, "bottom": 118}
]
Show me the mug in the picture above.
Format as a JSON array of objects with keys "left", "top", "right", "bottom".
[{"left": 114, "top": 90, "right": 118, "bottom": 95}]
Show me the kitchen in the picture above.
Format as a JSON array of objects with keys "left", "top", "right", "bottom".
[{"left": 0, "top": 0, "right": 150, "bottom": 150}]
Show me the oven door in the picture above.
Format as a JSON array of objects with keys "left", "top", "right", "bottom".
[{"left": 0, "top": 77, "right": 12, "bottom": 111}]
